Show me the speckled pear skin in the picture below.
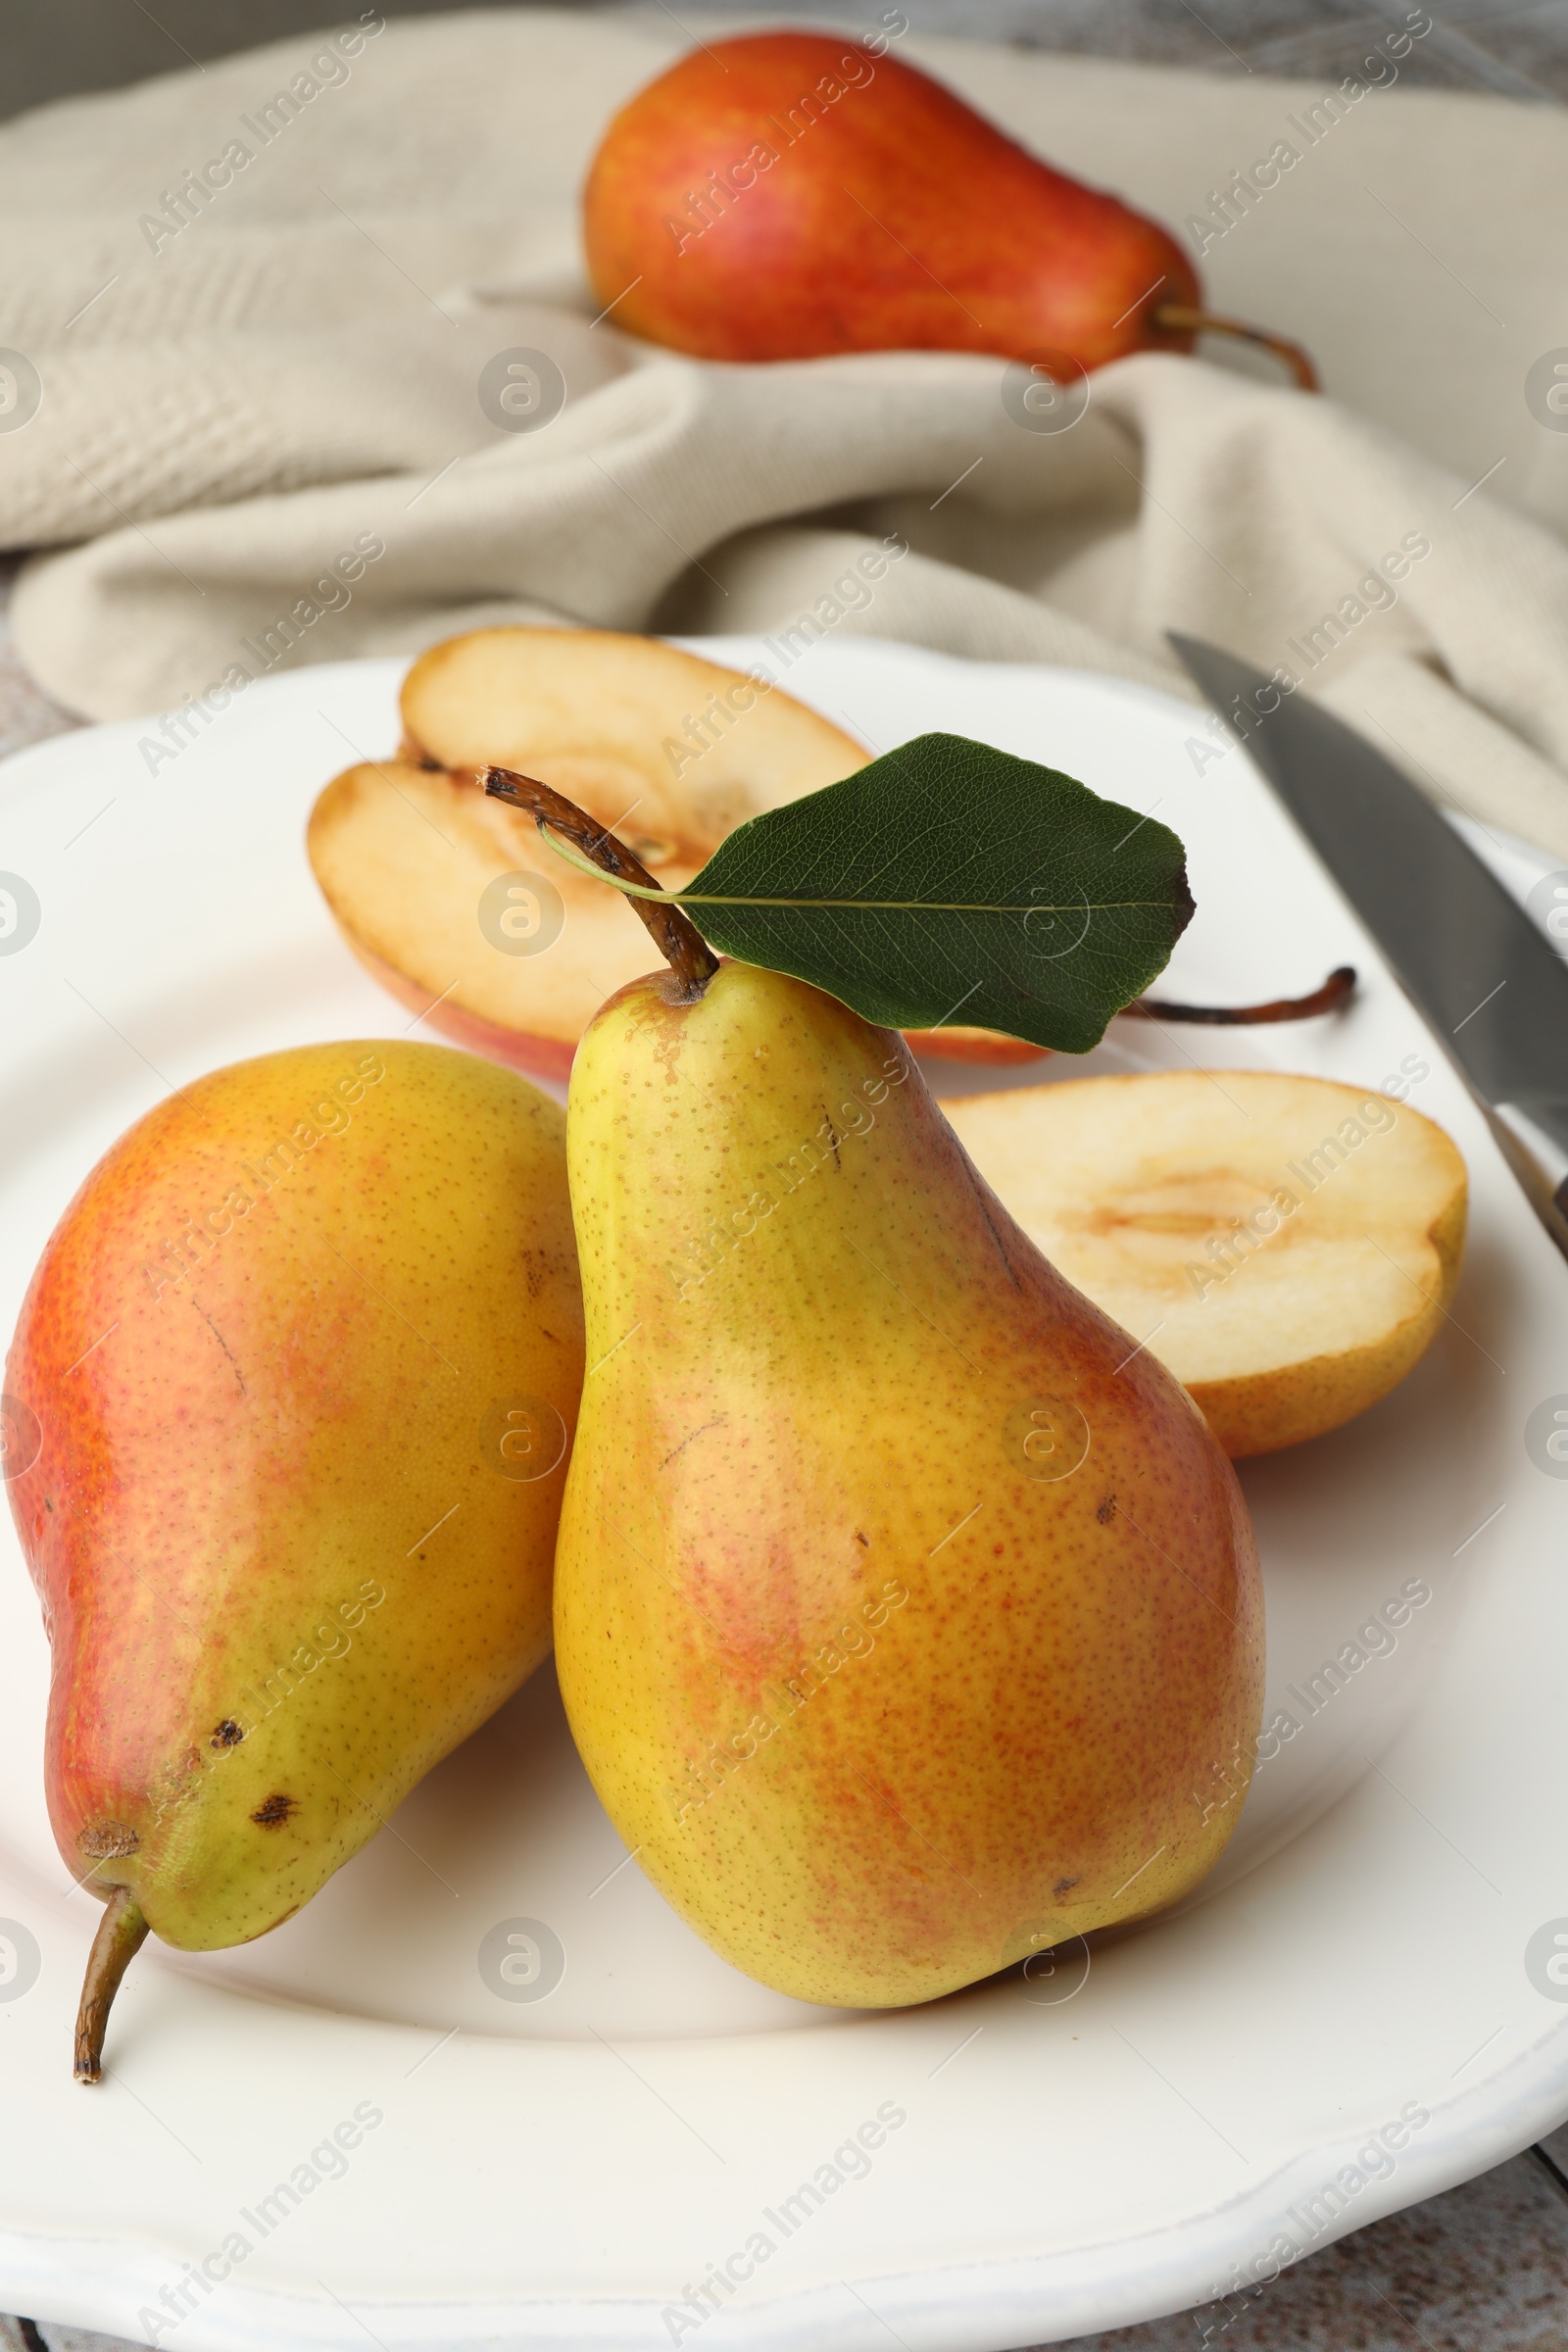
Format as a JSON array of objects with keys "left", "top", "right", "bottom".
[
  {"left": 7, "top": 1041, "right": 583, "bottom": 1952},
  {"left": 555, "top": 964, "right": 1263, "bottom": 2009}
]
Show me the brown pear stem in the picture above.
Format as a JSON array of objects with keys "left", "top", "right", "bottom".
[
  {"left": 1153, "top": 305, "right": 1321, "bottom": 393},
  {"left": 483, "top": 766, "right": 720, "bottom": 999},
  {"left": 1125, "top": 964, "right": 1355, "bottom": 1026},
  {"left": 74, "top": 1885, "right": 150, "bottom": 2083}
]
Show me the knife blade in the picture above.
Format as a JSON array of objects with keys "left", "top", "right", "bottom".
[{"left": 1167, "top": 632, "right": 1568, "bottom": 1264}]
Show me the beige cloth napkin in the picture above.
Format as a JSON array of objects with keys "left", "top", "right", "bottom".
[{"left": 5, "top": 7, "right": 1568, "bottom": 851}]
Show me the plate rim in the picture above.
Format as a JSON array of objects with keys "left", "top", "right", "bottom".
[{"left": 1, "top": 636, "right": 1565, "bottom": 2352}]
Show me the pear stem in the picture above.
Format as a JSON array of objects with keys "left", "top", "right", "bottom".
[
  {"left": 1126, "top": 963, "right": 1354, "bottom": 1026},
  {"left": 482, "top": 766, "right": 721, "bottom": 999},
  {"left": 74, "top": 1884, "right": 150, "bottom": 2083},
  {"left": 1153, "top": 306, "right": 1321, "bottom": 394}
]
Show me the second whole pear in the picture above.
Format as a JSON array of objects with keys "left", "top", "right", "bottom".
[{"left": 554, "top": 961, "right": 1264, "bottom": 2008}]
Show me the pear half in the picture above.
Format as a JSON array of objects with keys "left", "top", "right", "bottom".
[
  {"left": 942, "top": 1070, "right": 1467, "bottom": 1457},
  {"left": 308, "top": 628, "right": 867, "bottom": 1081}
]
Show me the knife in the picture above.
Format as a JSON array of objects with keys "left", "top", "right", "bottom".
[{"left": 1167, "top": 632, "right": 1568, "bottom": 1267}]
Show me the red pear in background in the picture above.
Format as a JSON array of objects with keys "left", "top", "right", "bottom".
[{"left": 584, "top": 30, "right": 1317, "bottom": 388}]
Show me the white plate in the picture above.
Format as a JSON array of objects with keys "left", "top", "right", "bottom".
[{"left": 2, "top": 638, "right": 1567, "bottom": 2352}]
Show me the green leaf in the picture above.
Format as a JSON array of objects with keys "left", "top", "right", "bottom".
[{"left": 665, "top": 733, "right": 1193, "bottom": 1054}]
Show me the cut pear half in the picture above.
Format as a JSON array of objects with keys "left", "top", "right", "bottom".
[
  {"left": 308, "top": 627, "right": 868, "bottom": 1081},
  {"left": 943, "top": 1070, "right": 1467, "bottom": 1457}
]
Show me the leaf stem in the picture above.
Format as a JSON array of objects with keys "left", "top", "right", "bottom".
[{"left": 483, "top": 767, "right": 719, "bottom": 999}]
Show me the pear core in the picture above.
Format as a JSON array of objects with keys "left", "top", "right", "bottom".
[{"left": 943, "top": 1071, "right": 1467, "bottom": 1456}]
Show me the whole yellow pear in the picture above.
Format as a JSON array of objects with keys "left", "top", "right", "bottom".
[
  {"left": 6, "top": 1040, "right": 583, "bottom": 2074},
  {"left": 555, "top": 962, "right": 1263, "bottom": 2008}
]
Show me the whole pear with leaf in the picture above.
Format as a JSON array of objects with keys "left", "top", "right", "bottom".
[{"left": 487, "top": 742, "right": 1264, "bottom": 2005}]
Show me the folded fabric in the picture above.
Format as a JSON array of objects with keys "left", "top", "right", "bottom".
[{"left": 3, "top": 7, "right": 1567, "bottom": 854}]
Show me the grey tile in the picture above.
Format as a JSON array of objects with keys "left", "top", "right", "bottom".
[
  {"left": 1435, "top": 1, "right": 1568, "bottom": 101},
  {"left": 666, "top": 0, "right": 1568, "bottom": 95},
  {"left": 3, "top": 2328, "right": 141, "bottom": 2352},
  {"left": 2, "top": 0, "right": 1563, "bottom": 118},
  {"left": 1044, "top": 2146, "right": 1568, "bottom": 2350}
]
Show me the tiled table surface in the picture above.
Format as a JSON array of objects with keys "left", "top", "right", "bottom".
[
  {"left": 6, "top": 1, "right": 1568, "bottom": 2347},
  {"left": 5, "top": 0, "right": 1568, "bottom": 112}
]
